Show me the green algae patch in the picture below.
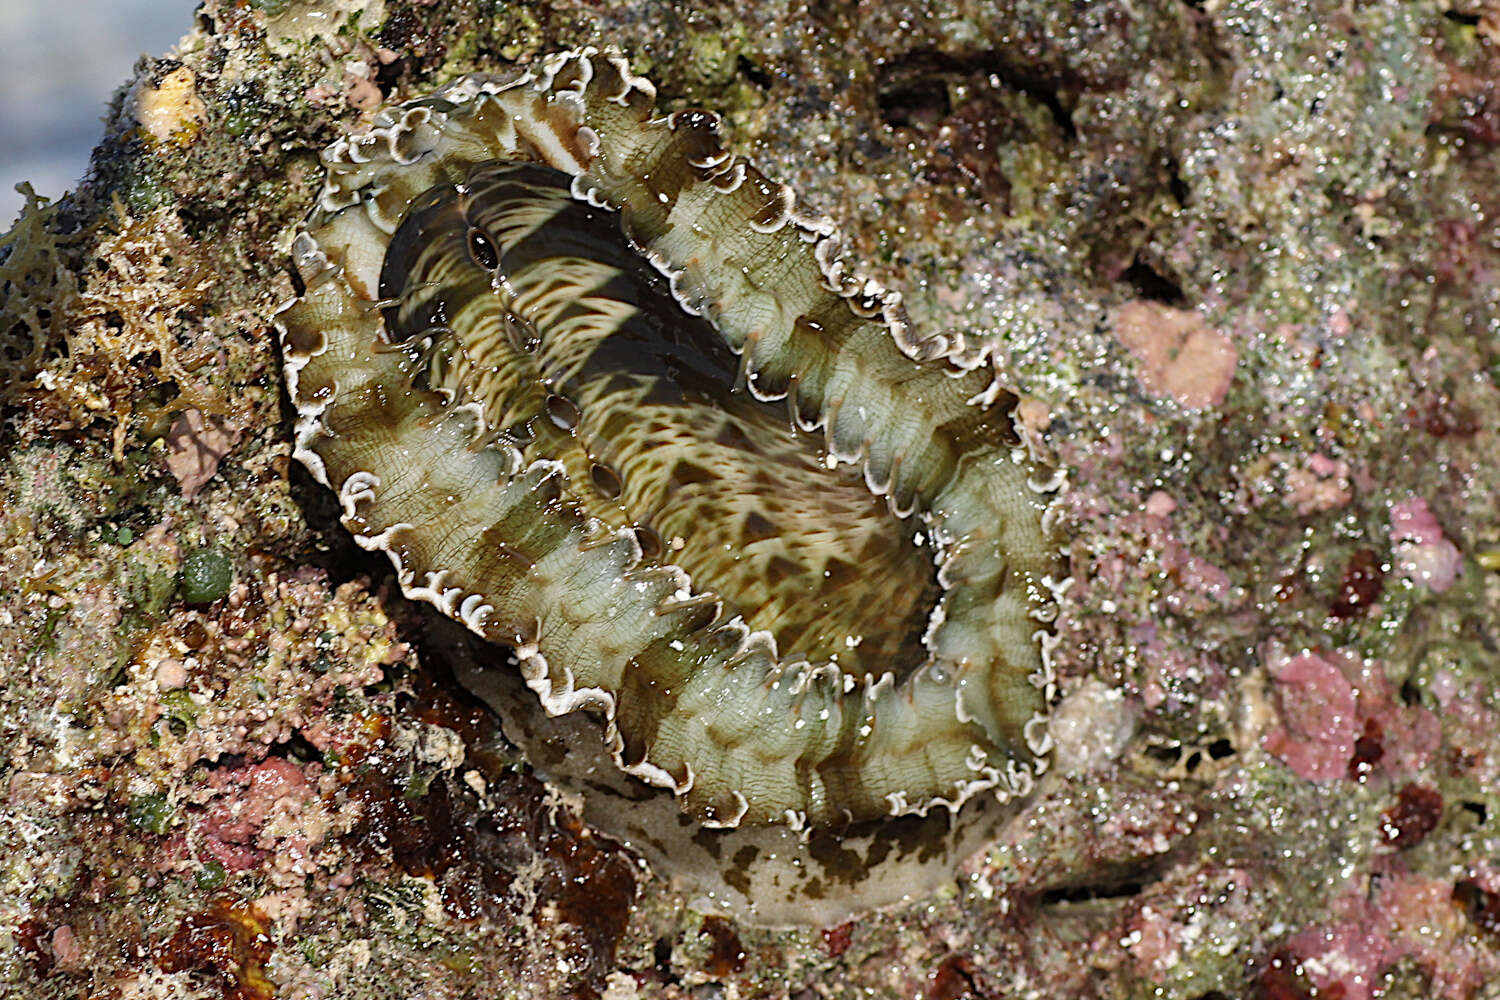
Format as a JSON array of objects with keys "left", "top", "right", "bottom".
[
  {"left": 127, "top": 793, "right": 175, "bottom": 834},
  {"left": 180, "top": 548, "right": 234, "bottom": 604}
]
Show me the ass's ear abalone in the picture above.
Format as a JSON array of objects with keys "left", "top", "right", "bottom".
[{"left": 276, "top": 47, "right": 1065, "bottom": 926}]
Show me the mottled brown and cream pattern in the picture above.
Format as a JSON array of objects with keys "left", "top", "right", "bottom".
[{"left": 277, "top": 48, "right": 1063, "bottom": 919}]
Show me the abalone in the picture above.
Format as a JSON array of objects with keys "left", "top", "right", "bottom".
[{"left": 277, "top": 48, "right": 1063, "bottom": 924}]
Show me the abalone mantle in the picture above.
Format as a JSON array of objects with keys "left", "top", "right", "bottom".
[{"left": 277, "top": 48, "right": 1064, "bottom": 913}]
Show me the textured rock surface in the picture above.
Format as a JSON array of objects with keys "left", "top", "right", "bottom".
[{"left": 1, "top": 0, "right": 1498, "bottom": 997}]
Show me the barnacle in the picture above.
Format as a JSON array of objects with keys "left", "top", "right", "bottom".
[{"left": 277, "top": 48, "right": 1064, "bottom": 924}]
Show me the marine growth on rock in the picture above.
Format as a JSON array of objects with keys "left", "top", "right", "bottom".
[{"left": 277, "top": 48, "right": 1065, "bottom": 924}]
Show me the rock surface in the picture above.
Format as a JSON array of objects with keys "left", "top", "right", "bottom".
[{"left": 1, "top": 0, "right": 1498, "bottom": 997}]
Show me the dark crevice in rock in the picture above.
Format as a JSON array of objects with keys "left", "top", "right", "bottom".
[
  {"left": 986, "top": 59, "right": 1078, "bottom": 140},
  {"left": 876, "top": 48, "right": 1078, "bottom": 140},
  {"left": 1037, "top": 880, "right": 1147, "bottom": 905},
  {"left": 1167, "top": 154, "right": 1192, "bottom": 208},
  {"left": 281, "top": 456, "right": 389, "bottom": 586},
  {"left": 737, "top": 54, "right": 773, "bottom": 93},
  {"left": 1120, "top": 256, "right": 1187, "bottom": 305},
  {"left": 1443, "top": 9, "right": 1482, "bottom": 26}
]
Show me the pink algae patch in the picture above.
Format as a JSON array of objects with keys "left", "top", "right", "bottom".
[
  {"left": 1113, "top": 301, "right": 1237, "bottom": 409},
  {"left": 1263, "top": 649, "right": 1358, "bottom": 781},
  {"left": 50, "top": 925, "right": 84, "bottom": 973},
  {"left": 165, "top": 407, "right": 241, "bottom": 500},
  {"left": 197, "top": 757, "right": 321, "bottom": 873},
  {"left": 1287, "top": 869, "right": 1495, "bottom": 1000},
  {"left": 1263, "top": 648, "right": 1440, "bottom": 782},
  {"left": 1345, "top": 657, "right": 1441, "bottom": 778},
  {"left": 1283, "top": 452, "right": 1353, "bottom": 515},
  {"left": 1286, "top": 896, "right": 1393, "bottom": 1000},
  {"left": 1389, "top": 496, "right": 1462, "bottom": 593}
]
